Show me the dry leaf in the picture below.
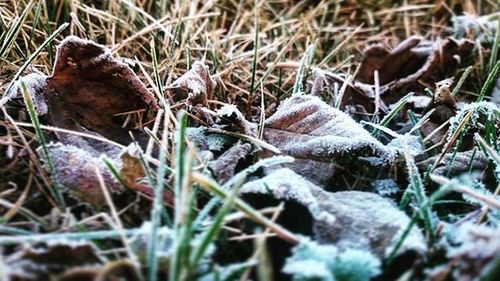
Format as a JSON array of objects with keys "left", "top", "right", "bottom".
[
  {"left": 208, "top": 142, "right": 252, "bottom": 183},
  {"left": 358, "top": 37, "right": 473, "bottom": 92},
  {"left": 447, "top": 223, "right": 500, "bottom": 281},
  {"left": 169, "top": 61, "right": 216, "bottom": 106},
  {"left": 44, "top": 142, "right": 124, "bottom": 206},
  {"left": 452, "top": 12, "right": 500, "bottom": 43},
  {"left": 263, "top": 94, "right": 395, "bottom": 186},
  {"left": 3, "top": 241, "right": 142, "bottom": 281},
  {"left": 3, "top": 241, "right": 103, "bottom": 280},
  {"left": 46, "top": 36, "right": 158, "bottom": 144},
  {"left": 215, "top": 104, "right": 255, "bottom": 136},
  {"left": 241, "top": 168, "right": 426, "bottom": 258},
  {"left": 423, "top": 78, "right": 458, "bottom": 125},
  {"left": 7, "top": 36, "right": 158, "bottom": 145},
  {"left": 43, "top": 143, "right": 172, "bottom": 206},
  {"left": 417, "top": 150, "right": 488, "bottom": 177},
  {"left": 336, "top": 37, "right": 474, "bottom": 115}
]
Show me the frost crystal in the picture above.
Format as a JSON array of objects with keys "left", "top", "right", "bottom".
[{"left": 283, "top": 236, "right": 381, "bottom": 281}]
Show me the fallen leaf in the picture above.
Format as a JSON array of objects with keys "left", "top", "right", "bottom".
[
  {"left": 169, "top": 61, "right": 216, "bottom": 106},
  {"left": 43, "top": 142, "right": 173, "bottom": 207},
  {"left": 452, "top": 12, "right": 500, "bottom": 43},
  {"left": 417, "top": 150, "right": 488, "bottom": 177},
  {"left": 336, "top": 37, "right": 473, "bottom": 116},
  {"left": 423, "top": 78, "right": 458, "bottom": 125},
  {"left": 215, "top": 104, "right": 256, "bottom": 136},
  {"left": 8, "top": 36, "right": 158, "bottom": 145},
  {"left": 241, "top": 168, "right": 427, "bottom": 258},
  {"left": 447, "top": 223, "right": 500, "bottom": 281},
  {"left": 358, "top": 37, "right": 473, "bottom": 93},
  {"left": 3, "top": 241, "right": 103, "bottom": 280},
  {"left": 44, "top": 142, "right": 123, "bottom": 206},
  {"left": 208, "top": 142, "right": 252, "bottom": 183},
  {"left": 46, "top": 36, "right": 158, "bottom": 144},
  {"left": 4, "top": 242, "right": 142, "bottom": 281},
  {"left": 263, "top": 94, "right": 395, "bottom": 186}
]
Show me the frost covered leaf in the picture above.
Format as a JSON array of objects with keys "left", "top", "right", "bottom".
[
  {"left": 445, "top": 223, "right": 500, "bottom": 281},
  {"left": 169, "top": 61, "right": 216, "bottom": 106},
  {"left": 42, "top": 142, "right": 170, "bottom": 206},
  {"left": 208, "top": 142, "right": 252, "bottom": 183},
  {"left": 45, "top": 36, "right": 158, "bottom": 143},
  {"left": 215, "top": 104, "right": 256, "bottom": 136},
  {"left": 423, "top": 78, "right": 458, "bottom": 124},
  {"left": 7, "top": 72, "right": 49, "bottom": 115},
  {"left": 43, "top": 142, "right": 123, "bottom": 206},
  {"left": 6, "top": 36, "right": 158, "bottom": 145},
  {"left": 452, "top": 12, "right": 500, "bottom": 43},
  {"left": 417, "top": 150, "right": 488, "bottom": 177},
  {"left": 3, "top": 241, "right": 104, "bottom": 280},
  {"left": 283, "top": 236, "right": 381, "bottom": 281},
  {"left": 187, "top": 127, "right": 236, "bottom": 153},
  {"left": 492, "top": 77, "right": 500, "bottom": 107},
  {"left": 241, "top": 168, "right": 426, "bottom": 258},
  {"left": 352, "top": 36, "right": 473, "bottom": 105},
  {"left": 263, "top": 94, "right": 395, "bottom": 185}
]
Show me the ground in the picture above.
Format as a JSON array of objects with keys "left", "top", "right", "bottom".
[{"left": 0, "top": 1, "right": 499, "bottom": 281}]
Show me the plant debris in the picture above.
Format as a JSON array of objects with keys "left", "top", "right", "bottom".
[{"left": 1, "top": 1, "right": 500, "bottom": 280}]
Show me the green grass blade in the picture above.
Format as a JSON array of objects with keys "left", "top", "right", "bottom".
[
  {"left": 1, "top": 22, "right": 69, "bottom": 108},
  {"left": 20, "top": 81, "right": 66, "bottom": 209},
  {"left": 292, "top": 44, "right": 316, "bottom": 95}
]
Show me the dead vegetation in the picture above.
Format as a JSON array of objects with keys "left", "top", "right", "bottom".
[{"left": 0, "top": 0, "right": 499, "bottom": 280}]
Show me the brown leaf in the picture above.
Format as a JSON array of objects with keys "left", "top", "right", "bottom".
[
  {"left": 423, "top": 78, "right": 458, "bottom": 124},
  {"left": 215, "top": 104, "right": 255, "bottom": 136},
  {"left": 417, "top": 150, "right": 488, "bottom": 177},
  {"left": 447, "top": 223, "right": 500, "bottom": 281},
  {"left": 339, "top": 37, "right": 473, "bottom": 116},
  {"left": 4, "top": 241, "right": 104, "bottom": 280},
  {"left": 45, "top": 36, "right": 158, "bottom": 144},
  {"left": 7, "top": 36, "right": 157, "bottom": 146},
  {"left": 208, "top": 142, "right": 252, "bottom": 183},
  {"left": 169, "top": 61, "right": 216, "bottom": 106},
  {"left": 241, "top": 168, "right": 426, "bottom": 258},
  {"left": 44, "top": 142, "right": 123, "bottom": 206},
  {"left": 44, "top": 143, "right": 172, "bottom": 207},
  {"left": 263, "top": 94, "right": 395, "bottom": 186},
  {"left": 359, "top": 37, "right": 473, "bottom": 89}
]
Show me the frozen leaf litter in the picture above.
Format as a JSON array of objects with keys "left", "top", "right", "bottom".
[{"left": 1, "top": 2, "right": 500, "bottom": 280}]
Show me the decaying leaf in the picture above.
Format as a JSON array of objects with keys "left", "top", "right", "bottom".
[
  {"left": 43, "top": 142, "right": 171, "bottom": 206},
  {"left": 7, "top": 72, "right": 49, "bottom": 116},
  {"left": 241, "top": 168, "right": 427, "bottom": 258},
  {"left": 452, "top": 12, "right": 500, "bottom": 43},
  {"left": 214, "top": 104, "right": 256, "bottom": 136},
  {"left": 447, "top": 223, "right": 500, "bottom": 281},
  {"left": 423, "top": 78, "right": 458, "bottom": 124},
  {"left": 43, "top": 142, "right": 123, "bottom": 206},
  {"left": 333, "top": 36, "right": 474, "bottom": 115},
  {"left": 46, "top": 36, "right": 158, "bottom": 143},
  {"left": 3, "top": 241, "right": 103, "bottom": 280},
  {"left": 169, "top": 61, "right": 216, "bottom": 106},
  {"left": 7, "top": 36, "right": 158, "bottom": 145},
  {"left": 3, "top": 241, "right": 142, "bottom": 281},
  {"left": 263, "top": 94, "right": 396, "bottom": 186},
  {"left": 417, "top": 150, "right": 489, "bottom": 177},
  {"left": 358, "top": 36, "right": 473, "bottom": 93},
  {"left": 208, "top": 142, "right": 252, "bottom": 183}
]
